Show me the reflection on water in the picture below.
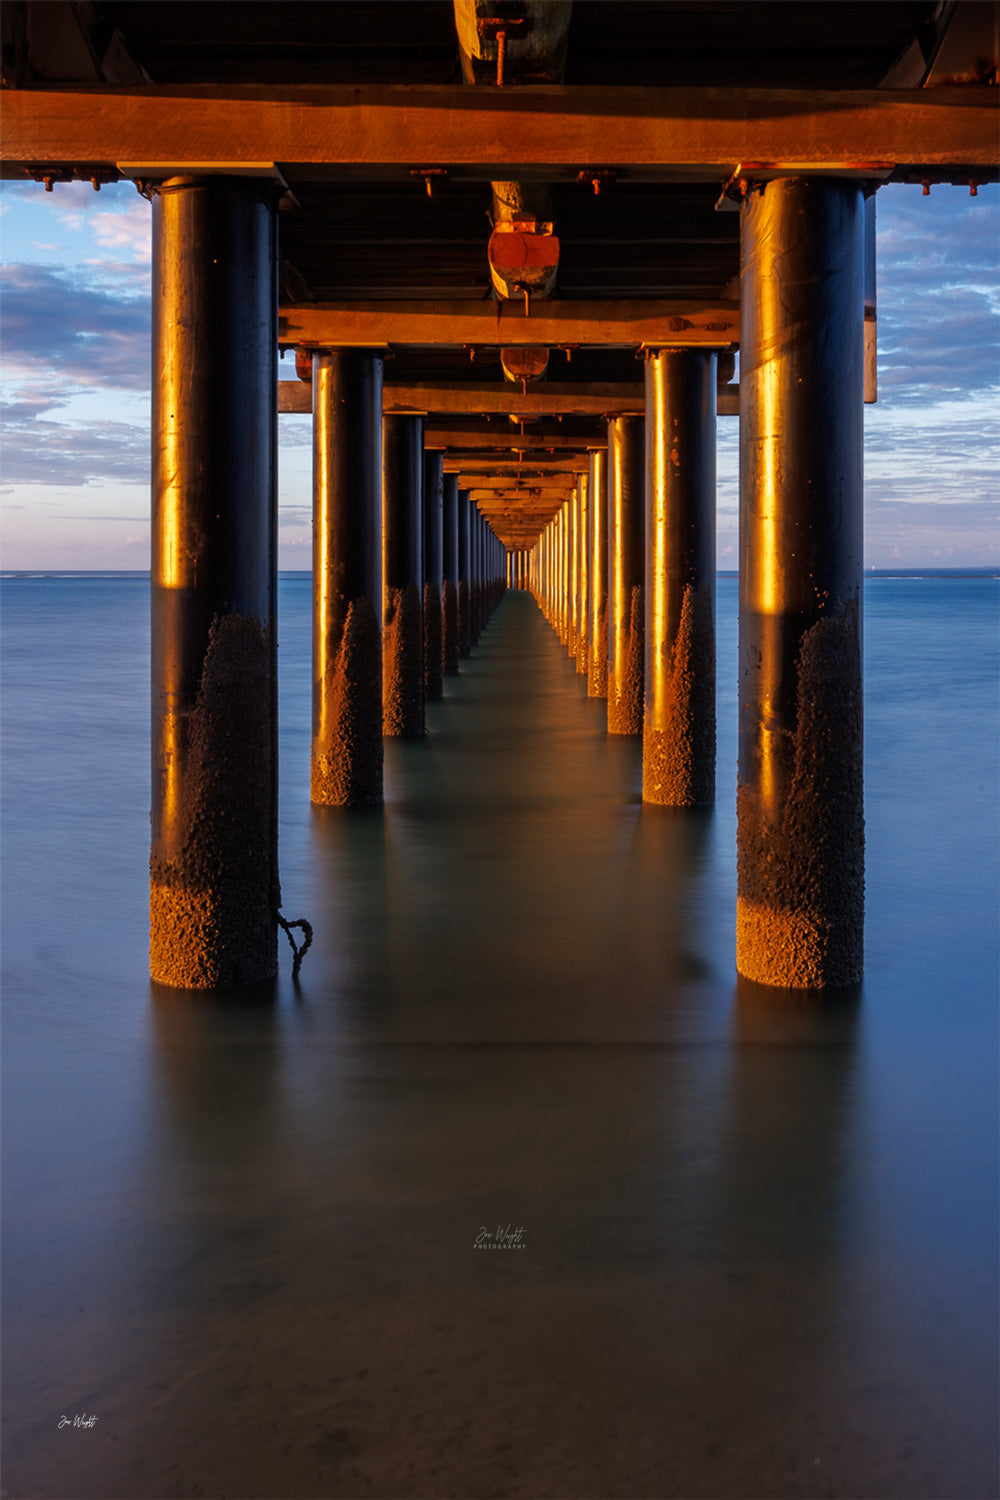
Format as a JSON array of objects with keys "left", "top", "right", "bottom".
[{"left": 3, "top": 583, "right": 997, "bottom": 1498}]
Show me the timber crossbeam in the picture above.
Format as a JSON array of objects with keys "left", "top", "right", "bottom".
[
  {"left": 277, "top": 380, "right": 740, "bottom": 416},
  {"left": 2, "top": 85, "right": 996, "bottom": 181},
  {"left": 279, "top": 300, "right": 739, "bottom": 348}
]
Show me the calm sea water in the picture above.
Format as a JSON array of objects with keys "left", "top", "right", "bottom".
[{"left": 2, "top": 572, "right": 998, "bottom": 1500}]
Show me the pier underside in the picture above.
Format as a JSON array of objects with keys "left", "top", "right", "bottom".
[{"left": 4, "top": 0, "right": 995, "bottom": 989}]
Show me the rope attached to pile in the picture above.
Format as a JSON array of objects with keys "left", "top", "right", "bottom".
[{"left": 276, "top": 911, "right": 313, "bottom": 980}]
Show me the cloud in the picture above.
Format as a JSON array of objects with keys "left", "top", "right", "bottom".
[
  {"left": 865, "top": 403, "right": 1000, "bottom": 508},
  {"left": 0, "top": 263, "right": 149, "bottom": 391},
  {"left": 864, "top": 494, "right": 999, "bottom": 565},
  {"left": 876, "top": 184, "right": 1000, "bottom": 403},
  {"left": 278, "top": 418, "right": 312, "bottom": 449},
  {"left": 0, "top": 404, "right": 148, "bottom": 486},
  {"left": 91, "top": 201, "right": 152, "bottom": 263}
]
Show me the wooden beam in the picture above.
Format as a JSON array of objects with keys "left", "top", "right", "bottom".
[
  {"left": 3, "top": 85, "right": 996, "bottom": 179},
  {"left": 279, "top": 299, "right": 739, "bottom": 348},
  {"left": 442, "top": 457, "right": 587, "bottom": 473},
  {"left": 446, "top": 472, "right": 583, "bottom": 486},
  {"left": 469, "top": 493, "right": 573, "bottom": 509},
  {"left": 278, "top": 380, "right": 740, "bottom": 416},
  {"left": 426, "top": 425, "right": 603, "bottom": 449},
  {"left": 387, "top": 382, "right": 645, "bottom": 416}
]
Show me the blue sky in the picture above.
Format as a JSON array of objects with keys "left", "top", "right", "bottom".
[{"left": 1, "top": 178, "right": 997, "bottom": 569}]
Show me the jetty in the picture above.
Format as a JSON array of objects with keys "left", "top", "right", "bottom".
[{"left": 2, "top": 0, "right": 996, "bottom": 988}]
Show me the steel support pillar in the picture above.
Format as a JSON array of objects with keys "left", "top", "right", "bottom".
[
  {"left": 442, "top": 474, "right": 460, "bottom": 675},
  {"left": 738, "top": 176, "right": 864, "bottom": 988},
  {"left": 607, "top": 415, "right": 645, "bottom": 735},
  {"left": 150, "top": 175, "right": 279, "bottom": 988},
  {"left": 575, "top": 471, "right": 590, "bottom": 674},
  {"left": 587, "top": 447, "right": 609, "bottom": 699},
  {"left": 558, "top": 503, "right": 569, "bottom": 646},
  {"left": 382, "top": 414, "right": 424, "bottom": 735},
  {"left": 458, "top": 489, "right": 472, "bottom": 656},
  {"left": 567, "top": 484, "right": 580, "bottom": 660},
  {"left": 423, "top": 449, "right": 444, "bottom": 702},
  {"left": 311, "top": 348, "right": 384, "bottom": 806},
  {"left": 471, "top": 506, "right": 483, "bottom": 642},
  {"left": 643, "top": 348, "right": 717, "bottom": 806}
]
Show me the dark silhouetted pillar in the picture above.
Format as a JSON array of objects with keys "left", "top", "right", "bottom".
[
  {"left": 382, "top": 414, "right": 424, "bottom": 735},
  {"left": 643, "top": 348, "right": 717, "bottom": 806},
  {"left": 442, "top": 474, "right": 460, "bottom": 675},
  {"left": 458, "top": 488, "right": 472, "bottom": 656},
  {"left": 423, "top": 449, "right": 444, "bottom": 702},
  {"left": 738, "top": 176, "right": 864, "bottom": 988}
]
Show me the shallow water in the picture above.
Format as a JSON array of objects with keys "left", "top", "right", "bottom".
[{"left": 2, "top": 575, "right": 998, "bottom": 1499}]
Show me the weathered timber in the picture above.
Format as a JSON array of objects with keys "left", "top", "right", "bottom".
[
  {"left": 426, "top": 424, "right": 605, "bottom": 449},
  {"left": 442, "top": 457, "right": 589, "bottom": 473},
  {"left": 444, "top": 471, "right": 582, "bottom": 485},
  {"left": 3, "top": 85, "right": 996, "bottom": 179},
  {"left": 278, "top": 381, "right": 740, "bottom": 416},
  {"left": 279, "top": 299, "right": 739, "bottom": 347}
]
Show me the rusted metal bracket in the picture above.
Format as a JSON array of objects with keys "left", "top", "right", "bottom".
[
  {"left": 577, "top": 170, "right": 618, "bottom": 196},
  {"left": 410, "top": 167, "right": 449, "bottom": 198},
  {"left": 24, "top": 163, "right": 118, "bottom": 191},
  {"left": 715, "top": 164, "right": 769, "bottom": 211},
  {"left": 716, "top": 160, "right": 897, "bottom": 210},
  {"left": 477, "top": 15, "right": 529, "bottom": 87}
]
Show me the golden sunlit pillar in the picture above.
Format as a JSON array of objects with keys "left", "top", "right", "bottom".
[
  {"left": 553, "top": 510, "right": 563, "bottom": 637},
  {"left": 150, "top": 175, "right": 279, "bottom": 989},
  {"left": 559, "top": 501, "right": 570, "bottom": 646},
  {"left": 549, "top": 514, "right": 558, "bottom": 631},
  {"left": 575, "top": 470, "right": 590, "bottom": 675},
  {"left": 311, "top": 348, "right": 384, "bottom": 806},
  {"left": 587, "top": 446, "right": 609, "bottom": 699},
  {"left": 643, "top": 348, "right": 717, "bottom": 806},
  {"left": 607, "top": 415, "right": 645, "bottom": 735},
  {"left": 566, "top": 484, "right": 579, "bottom": 660},
  {"left": 738, "top": 176, "right": 864, "bottom": 988}
]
